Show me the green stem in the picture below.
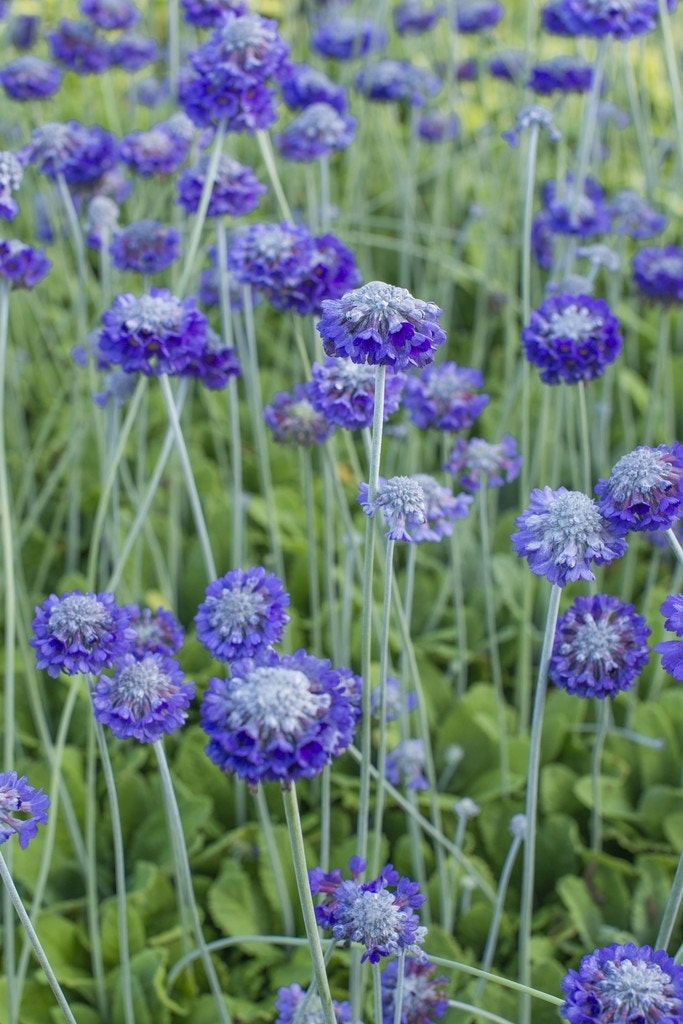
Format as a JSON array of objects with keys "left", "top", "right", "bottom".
[
  {"left": 656, "top": 850, "right": 683, "bottom": 949},
  {"left": 301, "top": 448, "right": 322, "bottom": 655},
  {"left": 474, "top": 818, "right": 526, "bottom": 1003},
  {"left": 178, "top": 121, "right": 226, "bottom": 297},
  {"left": 576, "top": 381, "right": 592, "bottom": 497},
  {"left": 256, "top": 130, "right": 293, "bottom": 221},
  {"left": 254, "top": 786, "right": 295, "bottom": 937},
  {"left": 370, "top": 538, "right": 396, "bottom": 879}
]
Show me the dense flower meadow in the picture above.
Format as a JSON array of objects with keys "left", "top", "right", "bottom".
[{"left": 1, "top": 1, "right": 683, "bottom": 1023}]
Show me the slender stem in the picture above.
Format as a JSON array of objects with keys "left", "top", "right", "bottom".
[
  {"left": 474, "top": 824, "right": 526, "bottom": 1003},
  {"left": 521, "top": 123, "right": 540, "bottom": 329},
  {"left": 656, "top": 0, "right": 683, "bottom": 183},
  {"left": 301, "top": 449, "right": 322, "bottom": 655},
  {"left": 576, "top": 381, "right": 592, "bottom": 497},
  {"left": 392, "top": 950, "right": 407, "bottom": 1024},
  {"left": 372, "top": 962, "right": 383, "bottom": 1024},
  {"left": 656, "top": 850, "right": 683, "bottom": 949},
  {"left": 569, "top": 38, "right": 609, "bottom": 228},
  {"left": 167, "top": 0, "right": 180, "bottom": 98},
  {"left": 178, "top": 121, "right": 226, "bottom": 297},
  {"left": 666, "top": 528, "right": 683, "bottom": 571},
  {"left": 254, "top": 785, "right": 295, "bottom": 937},
  {"left": 85, "top": 717, "right": 109, "bottom": 1020},
  {"left": 256, "top": 130, "right": 293, "bottom": 221},
  {"left": 644, "top": 310, "right": 670, "bottom": 446},
  {"left": 370, "top": 538, "right": 396, "bottom": 879}
]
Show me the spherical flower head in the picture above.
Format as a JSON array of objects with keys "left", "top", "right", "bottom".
[
  {"left": 404, "top": 362, "right": 489, "bottom": 431},
  {"left": 25, "top": 121, "right": 118, "bottom": 185},
  {"left": 528, "top": 54, "right": 593, "bottom": 95},
  {"left": 409, "top": 473, "right": 472, "bottom": 543},
  {"left": 199, "top": 13, "right": 290, "bottom": 84},
  {"left": 85, "top": 195, "right": 119, "bottom": 250},
  {"left": 453, "top": 0, "right": 504, "bottom": 32},
  {"left": 317, "top": 281, "right": 445, "bottom": 370},
  {"left": 31, "top": 590, "right": 134, "bottom": 677},
  {"left": 265, "top": 383, "right": 334, "bottom": 448},
  {"left": 311, "top": 17, "right": 388, "bottom": 59},
  {"left": 280, "top": 63, "right": 348, "bottom": 114},
  {"left": 550, "top": 594, "right": 650, "bottom": 698},
  {"left": 276, "top": 103, "right": 357, "bottom": 161},
  {"left": 381, "top": 958, "right": 449, "bottom": 1024},
  {"left": 0, "top": 239, "right": 51, "bottom": 289},
  {"left": 446, "top": 435, "right": 522, "bottom": 492},
  {"left": 512, "top": 486, "right": 627, "bottom": 586},
  {"left": 655, "top": 594, "right": 683, "bottom": 680},
  {"left": 386, "top": 739, "right": 429, "bottom": 790},
  {"left": 110, "top": 220, "right": 180, "bottom": 275},
  {"left": 309, "top": 357, "right": 405, "bottom": 430},
  {"left": 8, "top": 15, "right": 41, "bottom": 51},
  {"left": 309, "top": 858, "right": 427, "bottom": 963},
  {"left": 632, "top": 245, "right": 683, "bottom": 304},
  {"left": 201, "top": 648, "right": 359, "bottom": 785},
  {"left": 275, "top": 983, "right": 355, "bottom": 1024},
  {"left": 108, "top": 33, "right": 158, "bottom": 71},
  {"left": 355, "top": 60, "right": 441, "bottom": 106},
  {"left": 195, "top": 566, "right": 290, "bottom": 663},
  {"left": 394, "top": 1, "right": 446, "bottom": 35},
  {"left": 595, "top": 443, "right": 683, "bottom": 535},
  {"left": 124, "top": 604, "right": 184, "bottom": 658},
  {"left": 0, "top": 772, "right": 49, "bottom": 849},
  {"left": 0, "top": 56, "right": 63, "bottom": 100},
  {"left": 543, "top": 0, "right": 667, "bottom": 40},
  {"left": 0, "top": 152, "right": 24, "bottom": 220},
  {"left": 358, "top": 476, "right": 427, "bottom": 542},
  {"left": 181, "top": 0, "right": 248, "bottom": 28},
  {"left": 417, "top": 108, "right": 461, "bottom": 143},
  {"left": 522, "top": 293, "right": 622, "bottom": 385},
  {"left": 542, "top": 174, "right": 611, "bottom": 237},
  {"left": 560, "top": 943, "right": 683, "bottom": 1023},
  {"left": 179, "top": 64, "right": 279, "bottom": 133},
  {"left": 607, "top": 191, "right": 667, "bottom": 240},
  {"left": 120, "top": 118, "right": 194, "bottom": 179},
  {"left": 47, "top": 19, "right": 112, "bottom": 75},
  {"left": 177, "top": 153, "right": 266, "bottom": 218},
  {"left": 80, "top": 0, "right": 141, "bottom": 30},
  {"left": 182, "top": 327, "right": 241, "bottom": 390},
  {"left": 92, "top": 653, "right": 194, "bottom": 742}
]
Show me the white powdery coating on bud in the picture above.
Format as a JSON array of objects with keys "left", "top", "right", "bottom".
[
  {"left": 607, "top": 448, "right": 671, "bottom": 501},
  {"left": 48, "top": 594, "right": 108, "bottom": 645},
  {"left": 597, "top": 959, "right": 677, "bottom": 1018},
  {"left": 122, "top": 294, "right": 181, "bottom": 333},
  {"left": 208, "top": 588, "right": 265, "bottom": 639},
  {"left": 548, "top": 305, "right": 603, "bottom": 341},
  {"left": 109, "top": 659, "right": 174, "bottom": 717},
  {"left": 226, "top": 667, "right": 330, "bottom": 738}
]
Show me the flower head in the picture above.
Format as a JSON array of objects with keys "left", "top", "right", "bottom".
[
  {"left": 655, "top": 594, "right": 683, "bottom": 680},
  {"left": 31, "top": 590, "right": 134, "bottom": 677},
  {"left": 80, "top": 0, "right": 141, "bottom": 30},
  {"left": 8, "top": 15, "right": 41, "bottom": 51},
  {"left": 85, "top": 195, "right": 119, "bottom": 250},
  {"left": 371, "top": 676, "right": 418, "bottom": 721},
  {"left": 511, "top": 486, "right": 627, "bottom": 586},
  {"left": 195, "top": 566, "right": 290, "bottom": 663},
  {"left": 522, "top": 293, "right": 622, "bottom": 385},
  {"left": 276, "top": 103, "right": 357, "bottom": 161},
  {"left": 394, "top": 1, "right": 446, "bottom": 34},
  {"left": 355, "top": 60, "right": 441, "bottom": 106},
  {"left": 25, "top": 121, "right": 118, "bottom": 185},
  {"left": 265, "top": 384, "right": 334, "bottom": 447},
  {"left": 527, "top": 55, "right": 593, "bottom": 95},
  {"left": 502, "top": 105, "right": 561, "bottom": 147},
  {"left": 595, "top": 444, "right": 683, "bottom": 535},
  {"left": 181, "top": 327, "right": 241, "bottom": 390},
  {"left": 47, "top": 19, "right": 112, "bottom": 75},
  {"left": 404, "top": 362, "right": 489, "bottom": 431},
  {"left": 632, "top": 245, "right": 683, "bottom": 304},
  {"left": 560, "top": 943, "right": 683, "bottom": 1023},
  {"left": 386, "top": 739, "right": 429, "bottom": 790},
  {"left": 311, "top": 17, "right": 388, "bottom": 59},
  {"left": 416, "top": 108, "right": 461, "bottom": 143},
  {"left": 275, "top": 984, "right": 355, "bottom": 1024},
  {"left": 0, "top": 772, "right": 49, "bottom": 849},
  {"left": 550, "top": 594, "right": 650, "bottom": 698},
  {"left": 543, "top": 0, "right": 669, "bottom": 40},
  {"left": 607, "top": 191, "right": 666, "bottom": 239},
  {"left": 446, "top": 435, "right": 522, "bottom": 492},
  {"left": 309, "top": 357, "right": 405, "bottom": 430},
  {"left": 110, "top": 220, "right": 180, "bottom": 275},
  {"left": 92, "top": 653, "right": 195, "bottom": 742},
  {"left": 108, "top": 32, "right": 158, "bottom": 71},
  {"left": 201, "top": 648, "right": 359, "bottom": 785},
  {"left": 381, "top": 958, "right": 449, "bottom": 1024},
  {"left": 489, "top": 48, "right": 528, "bottom": 81},
  {"left": 120, "top": 116, "right": 194, "bottom": 178},
  {"left": 0, "top": 56, "right": 63, "bottom": 100},
  {"left": 358, "top": 476, "right": 427, "bottom": 542},
  {"left": 409, "top": 474, "right": 472, "bottom": 542},
  {"left": 177, "top": 154, "right": 266, "bottom": 217},
  {"left": 453, "top": 0, "right": 504, "bottom": 32},
  {"left": 280, "top": 63, "right": 348, "bottom": 114},
  {"left": 181, "top": 0, "right": 248, "bottom": 27},
  {"left": 309, "top": 858, "right": 427, "bottom": 963},
  {"left": 124, "top": 604, "right": 184, "bottom": 658},
  {"left": 0, "top": 240, "right": 51, "bottom": 289}
]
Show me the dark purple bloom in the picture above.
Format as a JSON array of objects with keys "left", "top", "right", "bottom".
[
  {"left": 180, "top": 71, "right": 278, "bottom": 132},
  {"left": 85, "top": 194, "right": 120, "bottom": 249},
  {"left": 386, "top": 739, "right": 429, "bottom": 790},
  {"left": 488, "top": 48, "right": 527, "bottom": 81},
  {"left": 110, "top": 220, "right": 180, "bottom": 275},
  {"left": 0, "top": 55, "right": 63, "bottom": 100},
  {"left": 309, "top": 858, "right": 427, "bottom": 963},
  {"left": 309, "top": 357, "right": 405, "bottom": 430},
  {"left": 404, "top": 362, "right": 489, "bottom": 431},
  {"left": 595, "top": 443, "right": 683, "bottom": 535},
  {"left": 109, "top": 32, "right": 158, "bottom": 71},
  {"left": 8, "top": 15, "right": 41, "bottom": 50},
  {"left": 446, "top": 435, "right": 522, "bottom": 492},
  {"left": 47, "top": 19, "right": 112, "bottom": 74},
  {"left": 0, "top": 152, "right": 23, "bottom": 221},
  {"left": 317, "top": 281, "right": 445, "bottom": 370},
  {"left": 201, "top": 648, "right": 359, "bottom": 785},
  {"left": 453, "top": 0, "right": 503, "bottom": 32},
  {"left": 280, "top": 62, "right": 348, "bottom": 114},
  {"left": 655, "top": 594, "right": 683, "bottom": 680},
  {"left": 416, "top": 108, "right": 460, "bottom": 142},
  {"left": 522, "top": 293, "right": 622, "bottom": 385},
  {"left": 607, "top": 191, "right": 666, "bottom": 239},
  {"left": 177, "top": 153, "right": 266, "bottom": 217},
  {"left": 543, "top": 0, "right": 671, "bottom": 40},
  {"left": 182, "top": 327, "right": 241, "bottom": 390},
  {"left": 195, "top": 566, "right": 290, "bottom": 663},
  {"left": 120, "top": 115, "right": 194, "bottom": 178},
  {"left": 25, "top": 121, "right": 118, "bottom": 185},
  {"left": 394, "top": 1, "right": 446, "bottom": 34},
  {"left": 97, "top": 289, "right": 210, "bottom": 377},
  {"left": 181, "top": 0, "right": 248, "bottom": 29},
  {"left": 80, "top": 0, "right": 140, "bottom": 30},
  {"left": 31, "top": 590, "right": 134, "bottom": 677},
  {"left": 527, "top": 54, "right": 593, "bottom": 95},
  {"left": 560, "top": 943, "right": 683, "bottom": 1023},
  {"left": 358, "top": 476, "right": 427, "bottom": 542},
  {"left": 355, "top": 60, "right": 441, "bottom": 106},
  {"left": 93, "top": 653, "right": 194, "bottom": 742},
  {"left": 632, "top": 245, "right": 683, "bottom": 303},
  {"left": 275, "top": 984, "right": 355, "bottom": 1024},
  {"left": 409, "top": 473, "right": 472, "bottom": 542},
  {"left": 541, "top": 174, "right": 611, "bottom": 237},
  {"left": 265, "top": 383, "right": 334, "bottom": 447},
  {"left": 550, "top": 594, "right": 650, "bottom": 698},
  {"left": 512, "top": 486, "right": 627, "bottom": 587},
  {"left": 124, "top": 604, "right": 184, "bottom": 658},
  {"left": 0, "top": 772, "right": 49, "bottom": 849},
  {"left": 0, "top": 239, "right": 51, "bottom": 289},
  {"left": 311, "top": 17, "right": 388, "bottom": 59},
  {"left": 276, "top": 103, "right": 357, "bottom": 161},
  {"left": 381, "top": 958, "right": 449, "bottom": 1024}
]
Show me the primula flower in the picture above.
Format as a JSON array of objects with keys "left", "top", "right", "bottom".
[
  {"left": 31, "top": 590, "right": 134, "bottom": 677},
  {"left": 358, "top": 476, "right": 427, "bottom": 542},
  {"left": 195, "top": 566, "right": 290, "bottom": 663},
  {"left": 371, "top": 676, "right": 418, "bottom": 721},
  {"left": 265, "top": 384, "right": 334, "bottom": 447},
  {"left": 0, "top": 56, "right": 63, "bottom": 100},
  {"left": 124, "top": 604, "right": 184, "bottom": 658},
  {"left": 181, "top": 327, "right": 241, "bottom": 390},
  {"left": 85, "top": 195, "right": 119, "bottom": 250},
  {"left": 120, "top": 116, "right": 194, "bottom": 178},
  {"left": 181, "top": 0, "right": 248, "bottom": 28},
  {"left": 386, "top": 739, "right": 429, "bottom": 790},
  {"left": 512, "top": 486, "right": 627, "bottom": 586},
  {"left": 655, "top": 594, "right": 683, "bottom": 680},
  {"left": 560, "top": 943, "right": 683, "bottom": 1023},
  {"left": 177, "top": 153, "right": 266, "bottom": 217},
  {"left": 522, "top": 293, "right": 622, "bottom": 385},
  {"left": 0, "top": 239, "right": 51, "bottom": 289},
  {"left": 452, "top": 0, "right": 504, "bottom": 32},
  {"left": 47, "top": 19, "right": 112, "bottom": 75},
  {"left": 541, "top": 174, "right": 611, "bottom": 237},
  {"left": 607, "top": 191, "right": 666, "bottom": 239},
  {"left": 417, "top": 108, "right": 461, "bottom": 143},
  {"left": 409, "top": 473, "right": 472, "bottom": 542},
  {"left": 632, "top": 245, "right": 683, "bottom": 304},
  {"left": 488, "top": 48, "right": 527, "bottom": 82},
  {"left": 0, "top": 772, "right": 49, "bottom": 849},
  {"left": 550, "top": 594, "right": 650, "bottom": 698},
  {"left": 108, "top": 33, "right": 158, "bottom": 71},
  {"left": 446, "top": 435, "right": 522, "bottom": 492},
  {"left": 25, "top": 121, "right": 118, "bottom": 185},
  {"left": 502, "top": 105, "right": 561, "bottom": 147},
  {"left": 93, "top": 654, "right": 194, "bottom": 742},
  {"left": 110, "top": 220, "right": 180, "bottom": 275},
  {"left": 311, "top": 17, "right": 388, "bottom": 59},
  {"left": 201, "top": 648, "right": 359, "bottom": 785},
  {"left": 595, "top": 443, "right": 683, "bottom": 535},
  {"left": 381, "top": 958, "right": 449, "bottom": 1024},
  {"left": 80, "top": 0, "right": 141, "bottom": 30},
  {"left": 275, "top": 984, "right": 355, "bottom": 1024},
  {"left": 309, "top": 857, "right": 427, "bottom": 963},
  {"left": 276, "top": 103, "right": 357, "bottom": 161},
  {"left": 543, "top": 0, "right": 674, "bottom": 40},
  {"left": 355, "top": 60, "right": 441, "bottom": 106},
  {"left": 527, "top": 54, "right": 593, "bottom": 94},
  {"left": 8, "top": 15, "right": 41, "bottom": 50},
  {"left": 280, "top": 63, "right": 348, "bottom": 114},
  {"left": 394, "top": 1, "right": 446, "bottom": 34},
  {"left": 309, "top": 357, "right": 405, "bottom": 430},
  {"left": 404, "top": 362, "right": 489, "bottom": 430}
]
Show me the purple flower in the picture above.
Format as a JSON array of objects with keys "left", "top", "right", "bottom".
[
  {"left": 181, "top": 327, "right": 241, "bottom": 390},
  {"left": 409, "top": 473, "right": 472, "bottom": 542},
  {"left": 655, "top": 594, "right": 683, "bottom": 680},
  {"left": 416, "top": 108, "right": 461, "bottom": 143},
  {"left": 309, "top": 858, "right": 427, "bottom": 963},
  {"left": 177, "top": 153, "right": 266, "bottom": 217},
  {"left": 453, "top": 0, "right": 504, "bottom": 32},
  {"left": 446, "top": 435, "right": 522, "bottom": 492},
  {"left": 311, "top": 17, "right": 388, "bottom": 59},
  {"left": 386, "top": 739, "right": 429, "bottom": 790},
  {"left": 632, "top": 245, "right": 683, "bottom": 304},
  {"left": 541, "top": 174, "right": 611, "bottom": 237},
  {"left": 109, "top": 220, "right": 180, "bottom": 275},
  {"left": 280, "top": 62, "right": 348, "bottom": 114},
  {"left": 502, "top": 105, "right": 561, "bottom": 147},
  {"left": 355, "top": 60, "right": 441, "bottom": 106},
  {"left": 560, "top": 943, "right": 683, "bottom": 1023},
  {"left": 276, "top": 103, "right": 357, "bottom": 161},
  {"left": 381, "top": 958, "right": 449, "bottom": 1024},
  {"left": 404, "top": 362, "right": 489, "bottom": 431},
  {"left": 543, "top": 0, "right": 670, "bottom": 40},
  {"left": 85, "top": 194, "right": 120, "bottom": 249},
  {"left": 94, "top": 368, "right": 138, "bottom": 409},
  {"left": 531, "top": 211, "right": 555, "bottom": 270},
  {"left": 265, "top": 383, "right": 334, "bottom": 447},
  {"left": 108, "top": 33, "right": 158, "bottom": 71},
  {"left": 358, "top": 476, "right": 427, "bottom": 542},
  {"left": 25, "top": 121, "right": 118, "bottom": 185},
  {"left": 522, "top": 293, "right": 622, "bottom": 385},
  {"left": 317, "top": 281, "right": 445, "bottom": 370},
  {"left": 607, "top": 191, "right": 667, "bottom": 239},
  {"left": 275, "top": 984, "right": 355, "bottom": 1024},
  {"left": 31, "top": 590, "right": 134, "bottom": 677},
  {"left": 0, "top": 239, "right": 51, "bottom": 289},
  {"left": 488, "top": 48, "right": 527, "bottom": 82},
  {"left": 92, "top": 653, "right": 194, "bottom": 742},
  {"left": 181, "top": 0, "right": 248, "bottom": 28},
  {"left": 97, "top": 289, "right": 210, "bottom": 377},
  {"left": 195, "top": 566, "right": 290, "bottom": 663},
  {"left": 80, "top": 0, "right": 140, "bottom": 30},
  {"left": 47, "top": 19, "right": 112, "bottom": 74},
  {"left": 527, "top": 55, "right": 593, "bottom": 95},
  {"left": 0, "top": 772, "right": 49, "bottom": 849},
  {"left": 309, "top": 357, "right": 405, "bottom": 430},
  {"left": 120, "top": 116, "right": 194, "bottom": 178},
  {"left": 394, "top": 1, "right": 446, "bottom": 34},
  {"left": 0, "top": 56, "right": 63, "bottom": 100},
  {"left": 550, "top": 594, "right": 650, "bottom": 698},
  {"left": 512, "top": 486, "right": 627, "bottom": 586},
  {"left": 595, "top": 444, "right": 683, "bottom": 535},
  {"left": 201, "top": 648, "right": 359, "bottom": 785},
  {"left": 124, "top": 604, "right": 184, "bottom": 658},
  {"left": 8, "top": 15, "right": 41, "bottom": 50}
]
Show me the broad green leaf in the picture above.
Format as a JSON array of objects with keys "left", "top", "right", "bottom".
[
  {"left": 557, "top": 876, "right": 603, "bottom": 946},
  {"left": 100, "top": 896, "right": 147, "bottom": 967}
]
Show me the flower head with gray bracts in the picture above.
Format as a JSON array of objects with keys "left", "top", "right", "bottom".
[
  {"left": 195, "top": 566, "right": 289, "bottom": 664},
  {"left": 85, "top": 195, "right": 119, "bottom": 250},
  {"left": 632, "top": 245, "right": 683, "bottom": 304},
  {"left": 446, "top": 435, "right": 522, "bottom": 492},
  {"left": 0, "top": 56, "right": 63, "bottom": 100},
  {"left": 522, "top": 293, "right": 622, "bottom": 385},
  {"left": 181, "top": 0, "right": 248, "bottom": 28},
  {"left": 265, "top": 384, "right": 334, "bottom": 447},
  {"left": 80, "top": 0, "right": 141, "bottom": 30},
  {"left": 47, "top": 19, "right": 112, "bottom": 75},
  {"left": 0, "top": 772, "right": 49, "bottom": 849},
  {"left": 381, "top": 957, "right": 449, "bottom": 1024},
  {"left": 110, "top": 220, "right": 180, "bottom": 275},
  {"left": 655, "top": 594, "right": 683, "bottom": 680},
  {"left": 502, "top": 105, "right": 561, "bottom": 147},
  {"left": 309, "top": 857, "right": 427, "bottom": 963},
  {"left": 275, "top": 984, "right": 356, "bottom": 1024},
  {"left": 309, "top": 358, "right": 405, "bottom": 431},
  {"left": 608, "top": 192, "right": 667, "bottom": 240},
  {"left": 201, "top": 648, "right": 359, "bottom": 785},
  {"left": 0, "top": 152, "right": 23, "bottom": 221},
  {"left": 355, "top": 60, "right": 441, "bottom": 106},
  {"left": 92, "top": 653, "right": 195, "bottom": 742},
  {"left": 404, "top": 362, "right": 489, "bottom": 431},
  {"left": 541, "top": 174, "right": 611, "bottom": 237},
  {"left": 280, "top": 63, "right": 348, "bottom": 114},
  {"left": 543, "top": 0, "right": 673, "bottom": 40},
  {"left": 124, "top": 605, "right": 184, "bottom": 659},
  {"left": 408, "top": 474, "right": 472, "bottom": 543},
  {"left": 386, "top": 739, "right": 429, "bottom": 790},
  {"left": 358, "top": 476, "right": 427, "bottom": 542},
  {"left": 595, "top": 443, "right": 683, "bottom": 535},
  {"left": 120, "top": 116, "right": 194, "bottom": 179},
  {"left": 453, "top": 0, "right": 504, "bottom": 31},
  {"left": 24, "top": 121, "right": 118, "bottom": 185},
  {"left": 182, "top": 326, "right": 241, "bottom": 391},
  {"left": 317, "top": 281, "right": 446, "bottom": 370},
  {"left": 395, "top": 1, "right": 446, "bottom": 34},
  {"left": 31, "top": 591, "right": 134, "bottom": 677},
  {"left": 512, "top": 487, "right": 627, "bottom": 586},
  {"left": 550, "top": 594, "right": 651, "bottom": 698},
  {"left": 560, "top": 943, "right": 683, "bottom": 1024},
  {"left": 276, "top": 103, "right": 357, "bottom": 161},
  {"left": 177, "top": 154, "right": 266, "bottom": 218},
  {"left": 311, "top": 17, "right": 388, "bottom": 59},
  {"left": 0, "top": 240, "right": 51, "bottom": 290}
]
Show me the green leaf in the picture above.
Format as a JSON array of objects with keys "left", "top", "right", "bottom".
[
  {"left": 573, "top": 775, "right": 637, "bottom": 819},
  {"left": 557, "top": 875, "right": 604, "bottom": 946},
  {"left": 208, "top": 859, "right": 273, "bottom": 954},
  {"left": 540, "top": 763, "right": 581, "bottom": 816},
  {"left": 110, "top": 948, "right": 182, "bottom": 1024},
  {"left": 100, "top": 896, "right": 147, "bottom": 967}
]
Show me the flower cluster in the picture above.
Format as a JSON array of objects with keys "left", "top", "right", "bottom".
[
  {"left": 0, "top": 772, "right": 49, "bottom": 849},
  {"left": 409, "top": 474, "right": 472, "bottom": 542},
  {"left": 656, "top": 594, "right": 683, "bottom": 680},
  {"left": 608, "top": 191, "right": 666, "bottom": 239},
  {"left": 120, "top": 115, "right": 194, "bottom": 178},
  {"left": 0, "top": 56, "right": 63, "bottom": 100},
  {"left": 522, "top": 293, "right": 622, "bottom": 385},
  {"left": 264, "top": 383, "right": 334, "bottom": 447},
  {"left": 80, "top": 0, "right": 141, "bottom": 30},
  {"left": 0, "top": 151, "right": 24, "bottom": 221},
  {"left": 309, "top": 358, "right": 405, "bottom": 430},
  {"left": 276, "top": 102, "right": 357, "bottom": 161},
  {"left": 0, "top": 239, "right": 51, "bottom": 290},
  {"left": 386, "top": 739, "right": 429, "bottom": 790},
  {"left": 527, "top": 54, "right": 593, "bottom": 95},
  {"left": 404, "top": 362, "right": 489, "bottom": 430},
  {"left": 92, "top": 653, "right": 195, "bottom": 742},
  {"left": 280, "top": 62, "right": 348, "bottom": 114},
  {"left": 176, "top": 153, "right": 266, "bottom": 218},
  {"left": 394, "top": 1, "right": 446, "bottom": 35},
  {"left": 124, "top": 604, "right": 185, "bottom": 659},
  {"left": 110, "top": 220, "right": 180, "bottom": 275},
  {"left": 632, "top": 245, "right": 683, "bottom": 304},
  {"left": 355, "top": 60, "right": 441, "bottom": 105},
  {"left": 453, "top": 0, "right": 504, "bottom": 32},
  {"left": 446, "top": 435, "right": 522, "bottom": 492},
  {"left": 47, "top": 19, "right": 111, "bottom": 75},
  {"left": 25, "top": 121, "right": 118, "bottom": 186},
  {"left": 274, "top": 984, "right": 355, "bottom": 1024},
  {"left": 358, "top": 476, "right": 427, "bottom": 542},
  {"left": 31, "top": 590, "right": 134, "bottom": 677},
  {"left": 543, "top": 0, "right": 671, "bottom": 40},
  {"left": 540, "top": 174, "right": 611, "bottom": 238},
  {"left": 595, "top": 443, "right": 683, "bottom": 535},
  {"left": 417, "top": 108, "right": 461, "bottom": 143},
  {"left": 108, "top": 32, "right": 158, "bottom": 72},
  {"left": 195, "top": 566, "right": 290, "bottom": 663},
  {"left": 381, "top": 958, "right": 449, "bottom": 1024},
  {"left": 311, "top": 17, "right": 388, "bottom": 59}
]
